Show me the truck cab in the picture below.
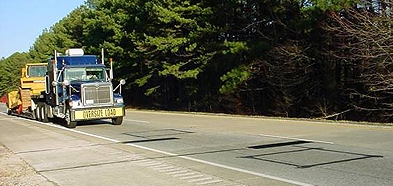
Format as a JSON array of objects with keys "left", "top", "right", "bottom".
[{"left": 21, "top": 63, "right": 47, "bottom": 95}]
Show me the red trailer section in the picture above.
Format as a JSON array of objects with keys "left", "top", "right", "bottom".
[{"left": 1, "top": 94, "right": 7, "bottom": 103}]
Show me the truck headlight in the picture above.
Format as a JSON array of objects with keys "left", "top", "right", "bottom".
[
  {"left": 68, "top": 100, "right": 73, "bottom": 107},
  {"left": 69, "top": 100, "right": 82, "bottom": 108},
  {"left": 116, "top": 98, "right": 124, "bottom": 104}
]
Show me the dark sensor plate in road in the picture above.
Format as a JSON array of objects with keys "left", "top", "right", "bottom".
[
  {"left": 248, "top": 140, "right": 311, "bottom": 149},
  {"left": 122, "top": 137, "right": 179, "bottom": 144}
]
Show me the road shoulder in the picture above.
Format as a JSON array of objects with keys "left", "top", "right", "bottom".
[{"left": 0, "top": 143, "right": 56, "bottom": 186}]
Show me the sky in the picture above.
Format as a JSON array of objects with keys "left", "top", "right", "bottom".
[{"left": 0, "top": 0, "right": 85, "bottom": 59}]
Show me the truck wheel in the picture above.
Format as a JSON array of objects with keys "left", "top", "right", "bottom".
[
  {"left": 37, "top": 103, "right": 48, "bottom": 123},
  {"left": 7, "top": 109, "right": 11, "bottom": 115},
  {"left": 112, "top": 117, "right": 123, "bottom": 125},
  {"left": 65, "top": 109, "right": 77, "bottom": 128},
  {"left": 31, "top": 108, "right": 36, "bottom": 120},
  {"left": 66, "top": 120, "right": 77, "bottom": 128},
  {"left": 36, "top": 104, "right": 42, "bottom": 121},
  {"left": 41, "top": 103, "right": 49, "bottom": 123}
]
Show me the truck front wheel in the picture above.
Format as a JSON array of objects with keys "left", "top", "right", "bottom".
[
  {"left": 66, "top": 120, "right": 77, "bottom": 128},
  {"left": 65, "top": 109, "right": 77, "bottom": 128},
  {"left": 112, "top": 117, "right": 123, "bottom": 125}
]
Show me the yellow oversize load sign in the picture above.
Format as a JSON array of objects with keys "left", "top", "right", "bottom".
[{"left": 74, "top": 108, "right": 124, "bottom": 120}]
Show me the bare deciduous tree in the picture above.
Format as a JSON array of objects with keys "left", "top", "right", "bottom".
[
  {"left": 250, "top": 40, "right": 318, "bottom": 117},
  {"left": 325, "top": 1, "right": 393, "bottom": 121}
]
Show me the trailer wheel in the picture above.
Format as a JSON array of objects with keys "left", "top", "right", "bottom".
[{"left": 112, "top": 117, "right": 123, "bottom": 125}]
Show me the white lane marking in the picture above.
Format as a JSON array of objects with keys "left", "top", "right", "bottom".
[
  {"left": 197, "top": 179, "right": 223, "bottom": 185},
  {"left": 188, "top": 177, "right": 213, "bottom": 183},
  {"left": 166, "top": 170, "right": 188, "bottom": 175},
  {"left": 139, "top": 162, "right": 162, "bottom": 166},
  {"left": 260, "top": 134, "right": 334, "bottom": 145},
  {"left": 134, "top": 159, "right": 152, "bottom": 163},
  {"left": 2, "top": 113, "right": 313, "bottom": 186},
  {"left": 151, "top": 164, "right": 170, "bottom": 169},
  {"left": 153, "top": 165, "right": 175, "bottom": 170},
  {"left": 180, "top": 174, "right": 204, "bottom": 180},
  {"left": 158, "top": 168, "right": 183, "bottom": 173},
  {"left": 173, "top": 172, "right": 196, "bottom": 178},
  {"left": 124, "top": 119, "right": 150, "bottom": 123},
  {"left": 178, "top": 153, "right": 312, "bottom": 186}
]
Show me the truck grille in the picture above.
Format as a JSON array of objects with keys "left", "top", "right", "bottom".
[{"left": 82, "top": 83, "right": 113, "bottom": 106}]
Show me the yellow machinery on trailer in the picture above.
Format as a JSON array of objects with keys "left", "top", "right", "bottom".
[{"left": 6, "top": 63, "right": 47, "bottom": 116}]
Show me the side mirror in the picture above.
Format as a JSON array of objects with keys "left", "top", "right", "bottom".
[
  {"left": 113, "top": 79, "right": 126, "bottom": 94},
  {"left": 120, "top": 79, "right": 126, "bottom": 85}
]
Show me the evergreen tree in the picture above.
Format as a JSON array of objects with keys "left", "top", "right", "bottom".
[{"left": 0, "top": 52, "right": 32, "bottom": 96}]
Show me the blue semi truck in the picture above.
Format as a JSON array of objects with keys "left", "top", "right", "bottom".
[{"left": 32, "top": 48, "right": 125, "bottom": 128}]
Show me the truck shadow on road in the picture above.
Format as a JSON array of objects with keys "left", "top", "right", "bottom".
[{"left": 69, "top": 119, "right": 114, "bottom": 127}]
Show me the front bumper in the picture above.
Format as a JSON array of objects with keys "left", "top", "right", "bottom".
[{"left": 70, "top": 106, "right": 125, "bottom": 121}]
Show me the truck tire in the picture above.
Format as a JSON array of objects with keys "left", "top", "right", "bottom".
[
  {"left": 66, "top": 120, "right": 77, "bottom": 128},
  {"left": 112, "top": 117, "right": 123, "bottom": 125},
  {"left": 65, "top": 109, "right": 77, "bottom": 128},
  {"left": 38, "top": 103, "right": 49, "bottom": 123},
  {"left": 41, "top": 103, "right": 49, "bottom": 123},
  {"left": 7, "top": 109, "right": 11, "bottom": 115},
  {"left": 36, "top": 104, "right": 42, "bottom": 122},
  {"left": 31, "top": 108, "right": 36, "bottom": 120}
]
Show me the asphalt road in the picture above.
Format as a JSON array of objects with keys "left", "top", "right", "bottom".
[{"left": 1, "top": 103, "right": 393, "bottom": 186}]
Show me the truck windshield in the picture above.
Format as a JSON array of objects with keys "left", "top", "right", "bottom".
[
  {"left": 65, "top": 67, "right": 106, "bottom": 81},
  {"left": 28, "top": 65, "right": 46, "bottom": 77}
]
